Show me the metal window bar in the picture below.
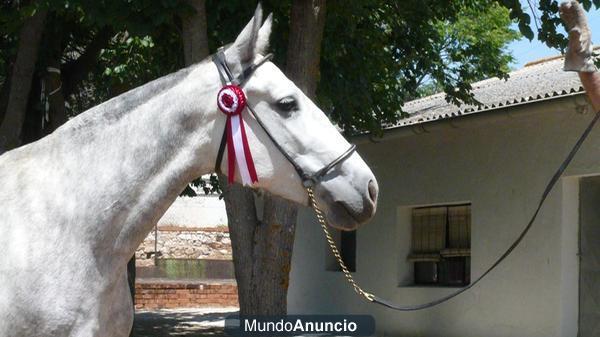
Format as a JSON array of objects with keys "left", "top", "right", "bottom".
[{"left": 408, "top": 205, "right": 471, "bottom": 261}]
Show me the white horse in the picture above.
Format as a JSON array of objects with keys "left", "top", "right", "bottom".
[{"left": 0, "top": 6, "right": 378, "bottom": 337}]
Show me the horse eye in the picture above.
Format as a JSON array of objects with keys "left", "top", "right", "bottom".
[{"left": 276, "top": 97, "right": 298, "bottom": 112}]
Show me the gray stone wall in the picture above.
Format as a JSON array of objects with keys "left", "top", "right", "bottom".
[{"left": 135, "top": 227, "right": 231, "bottom": 267}]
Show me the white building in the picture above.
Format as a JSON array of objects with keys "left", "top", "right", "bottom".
[{"left": 288, "top": 57, "right": 600, "bottom": 337}]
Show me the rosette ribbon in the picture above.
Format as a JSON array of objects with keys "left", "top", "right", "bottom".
[{"left": 217, "top": 84, "right": 258, "bottom": 185}]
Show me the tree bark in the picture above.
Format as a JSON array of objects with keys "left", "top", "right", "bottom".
[
  {"left": 0, "top": 64, "right": 13, "bottom": 128},
  {"left": 224, "top": 0, "right": 327, "bottom": 317},
  {"left": 222, "top": 182, "right": 261, "bottom": 315},
  {"left": 286, "top": 0, "right": 327, "bottom": 98},
  {"left": 44, "top": 59, "right": 67, "bottom": 133},
  {"left": 41, "top": 13, "right": 67, "bottom": 134},
  {"left": 0, "top": 8, "right": 47, "bottom": 153},
  {"left": 223, "top": 184, "right": 299, "bottom": 316},
  {"left": 21, "top": 18, "right": 66, "bottom": 144},
  {"left": 181, "top": 0, "right": 209, "bottom": 66},
  {"left": 251, "top": 196, "right": 298, "bottom": 313}
]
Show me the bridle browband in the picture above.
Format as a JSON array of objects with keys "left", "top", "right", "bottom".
[{"left": 212, "top": 49, "right": 356, "bottom": 188}]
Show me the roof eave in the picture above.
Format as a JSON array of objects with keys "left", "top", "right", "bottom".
[{"left": 352, "top": 91, "right": 588, "bottom": 144}]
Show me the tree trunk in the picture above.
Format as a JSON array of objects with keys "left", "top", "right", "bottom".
[
  {"left": 0, "top": 64, "right": 13, "bottom": 128},
  {"left": 223, "top": 184, "right": 299, "bottom": 316},
  {"left": 40, "top": 13, "right": 67, "bottom": 134},
  {"left": 222, "top": 182, "right": 261, "bottom": 315},
  {"left": 44, "top": 55, "right": 67, "bottom": 133},
  {"left": 252, "top": 195, "right": 298, "bottom": 313},
  {"left": 224, "top": 0, "right": 327, "bottom": 316},
  {"left": 0, "top": 8, "right": 47, "bottom": 153},
  {"left": 181, "top": 0, "right": 209, "bottom": 66},
  {"left": 286, "top": 0, "right": 327, "bottom": 98},
  {"left": 21, "top": 17, "right": 66, "bottom": 145}
]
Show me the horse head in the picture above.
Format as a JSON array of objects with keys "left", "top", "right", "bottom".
[{"left": 216, "top": 5, "right": 378, "bottom": 230}]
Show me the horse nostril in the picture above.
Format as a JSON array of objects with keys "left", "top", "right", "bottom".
[{"left": 368, "top": 179, "right": 378, "bottom": 204}]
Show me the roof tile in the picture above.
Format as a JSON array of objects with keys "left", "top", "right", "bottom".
[{"left": 391, "top": 58, "right": 583, "bottom": 129}]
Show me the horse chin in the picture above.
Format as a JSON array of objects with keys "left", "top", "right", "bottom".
[
  {"left": 313, "top": 178, "right": 377, "bottom": 231},
  {"left": 324, "top": 201, "right": 364, "bottom": 231}
]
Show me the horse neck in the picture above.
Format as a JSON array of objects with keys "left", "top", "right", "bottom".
[{"left": 54, "top": 61, "right": 224, "bottom": 267}]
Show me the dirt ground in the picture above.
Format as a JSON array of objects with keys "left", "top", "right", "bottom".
[{"left": 131, "top": 307, "right": 238, "bottom": 337}]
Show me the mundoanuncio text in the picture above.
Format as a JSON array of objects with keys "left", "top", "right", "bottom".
[{"left": 243, "top": 318, "right": 358, "bottom": 333}]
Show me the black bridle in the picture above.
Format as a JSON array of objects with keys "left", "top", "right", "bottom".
[{"left": 212, "top": 49, "right": 356, "bottom": 188}]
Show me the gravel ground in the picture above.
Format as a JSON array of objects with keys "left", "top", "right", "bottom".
[{"left": 131, "top": 307, "right": 238, "bottom": 337}]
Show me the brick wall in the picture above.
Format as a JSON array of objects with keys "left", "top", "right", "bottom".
[{"left": 135, "top": 280, "right": 238, "bottom": 309}]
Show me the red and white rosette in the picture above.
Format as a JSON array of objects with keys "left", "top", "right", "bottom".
[{"left": 217, "top": 84, "right": 258, "bottom": 185}]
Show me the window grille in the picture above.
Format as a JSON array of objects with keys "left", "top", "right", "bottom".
[{"left": 408, "top": 204, "right": 471, "bottom": 286}]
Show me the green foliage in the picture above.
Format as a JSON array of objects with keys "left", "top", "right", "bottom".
[
  {"left": 0, "top": 1, "right": 43, "bottom": 35},
  {"left": 0, "top": 0, "right": 191, "bottom": 70},
  {"left": 3, "top": 0, "right": 581, "bottom": 138},
  {"left": 204, "top": 1, "right": 291, "bottom": 66},
  {"left": 0, "top": 0, "right": 191, "bottom": 115},
  {"left": 537, "top": 0, "right": 568, "bottom": 50},
  {"left": 0, "top": 34, "right": 16, "bottom": 84},
  {"left": 201, "top": 0, "right": 519, "bottom": 135},
  {"left": 427, "top": 2, "right": 519, "bottom": 97},
  {"left": 3, "top": 0, "right": 594, "bottom": 199},
  {"left": 318, "top": 0, "right": 519, "bottom": 135},
  {"left": 498, "top": 0, "right": 600, "bottom": 51},
  {"left": 0, "top": 2, "right": 30, "bottom": 83},
  {"left": 416, "top": 82, "right": 445, "bottom": 99},
  {"left": 44, "top": 0, "right": 193, "bottom": 35},
  {"left": 70, "top": 30, "right": 183, "bottom": 114}
]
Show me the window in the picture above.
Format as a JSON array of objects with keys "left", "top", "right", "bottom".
[
  {"left": 407, "top": 204, "right": 471, "bottom": 286},
  {"left": 326, "top": 230, "right": 356, "bottom": 272},
  {"left": 340, "top": 230, "right": 356, "bottom": 272}
]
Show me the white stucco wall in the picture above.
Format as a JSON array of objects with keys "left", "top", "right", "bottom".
[
  {"left": 288, "top": 95, "right": 598, "bottom": 337},
  {"left": 158, "top": 195, "right": 227, "bottom": 229}
]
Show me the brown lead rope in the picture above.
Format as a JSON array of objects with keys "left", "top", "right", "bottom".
[{"left": 308, "top": 111, "right": 600, "bottom": 311}]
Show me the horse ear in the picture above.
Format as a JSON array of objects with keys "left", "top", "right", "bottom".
[
  {"left": 227, "top": 4, "right": 263, "bottom": 65},
  {"left": 255, "top": 13, "right": 272, "bottom": 55}
]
